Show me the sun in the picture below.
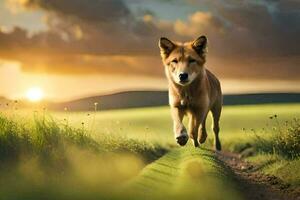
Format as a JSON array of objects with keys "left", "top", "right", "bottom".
[{"left": 26, "top": 87, "right": 44, "bottom": 102}]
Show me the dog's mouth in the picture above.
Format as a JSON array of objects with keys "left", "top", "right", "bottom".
[
  {"left": 178, "top": 80, "right": 190, "bottom": 85},
  {"left": 180, "top": 80, "right": 189, "bottom": 83}
]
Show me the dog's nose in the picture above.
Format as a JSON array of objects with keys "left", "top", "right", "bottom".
[{"left": 179, "top": 73, "right": 188, "bottom": 82}]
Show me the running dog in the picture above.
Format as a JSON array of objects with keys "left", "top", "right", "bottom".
[{"left": 158, "top": 36, "right": 222, "bottom": 150}]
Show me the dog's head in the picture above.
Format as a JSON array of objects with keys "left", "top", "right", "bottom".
[{"left": 158, "top": 36, "right": 207, "bottom": 86}]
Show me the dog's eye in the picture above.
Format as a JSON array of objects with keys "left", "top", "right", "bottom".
[
  {"left": 189, "top": 58, "right": 196, "bottom": 64},
  {"left": 171, "top": 59, "right": 178, "bottom": 64}
]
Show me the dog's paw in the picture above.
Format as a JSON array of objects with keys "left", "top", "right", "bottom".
[
  {"left": 174, "top": 126, "right": 188, "bottom": 146},
  {"left": 176, "top": 134, "right": 188, "bottom": 146},
  {"left": 193, "top": 139, "right": 199, "bottom": 147},
  {"left": 214, "top": 139, "right": 222, "bottom": 151}
]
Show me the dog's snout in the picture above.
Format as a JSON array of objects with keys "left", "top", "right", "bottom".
[{"left": 179, "top": 73, "right": 188, "bottom": 82}]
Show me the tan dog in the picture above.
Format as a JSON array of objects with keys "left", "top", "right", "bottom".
[{"left": 158, "top": 36, "right": 222, "bottom": 150}]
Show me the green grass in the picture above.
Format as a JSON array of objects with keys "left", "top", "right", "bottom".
[
  {"left": 0, "top": 103, "right": 299, "bottom": 199},
  {"left": 51, "top": 104, "right": 300, "bottom": 144},
  {"left": 247, "top": 154, "right": 300, "bottom": 186},
  {"left": 126, "top": 147, "right": 243, "bottom": 200},
  {"left": 50, "top": 103, "right": 300, "bottom": 188},
  {"left": 0, "top": 113, "right": 168, "bottom": 200},
  {"left": 0, "top": 113, "right": 166, "bottom": 163},
  {"left": 222, "top": 114, "right": 300, "bottom": 187},
  {"left": 251, "top": 117, "right": 300, "bottom": 159}
]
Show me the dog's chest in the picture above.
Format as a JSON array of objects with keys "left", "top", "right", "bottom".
[
  {"left": 179, "top": 91, "right": 193, "bottom": 107},
  {"left": 169, "top": 87, "right": 201, "bottom": 108}
]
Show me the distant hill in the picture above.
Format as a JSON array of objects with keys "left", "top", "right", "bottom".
[
  {"left": 223, "top": 93, "right": 300, "bottom": 105},
  {"left": 49, "top": 91, "right": 168, "bottom": 111},
  {"left": 48, "top": 91, "right": 300, "bottom": 111}
]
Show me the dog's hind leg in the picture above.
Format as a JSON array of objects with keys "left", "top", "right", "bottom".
[
  {"left": 211, "top": 103, "right": 222, "bottom": 151},
  {"left": 198, "top": 112, "right": 208, "bottom": 144},
  {"left": 188, "top": 113, "right": 200, "bottom": 147}
]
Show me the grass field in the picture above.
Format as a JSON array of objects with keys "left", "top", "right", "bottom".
[
  {"left": 0, "top": 103, "right": 299, "bottom": 199},
  {"left": 52, "top": 104, "right": 300, "bottom": 144}
]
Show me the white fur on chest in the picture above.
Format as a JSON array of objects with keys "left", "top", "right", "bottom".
[
  {"left": 169, "top": 89, "right": 194, "bottom": 107},
  {"left": 180, "top": 92, "right": 191, "bottom": 106}
]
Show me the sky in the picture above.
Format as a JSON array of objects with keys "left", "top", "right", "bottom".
[{"left": 0, "top": 0, "right": 299, "bottom": 101}]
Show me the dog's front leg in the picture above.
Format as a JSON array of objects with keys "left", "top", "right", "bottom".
[{"left": 171, "top": 106, "right": 188, "bottom": 146}]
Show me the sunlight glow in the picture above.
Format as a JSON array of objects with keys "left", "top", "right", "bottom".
[{"left": 26, "top": 87, "right": 44, "bottom": 102}]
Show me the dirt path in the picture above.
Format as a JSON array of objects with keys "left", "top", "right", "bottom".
[
  {"left": 126, "top": 147, "right": 299, "bottom": 200},
  {"left": 217, "top": 151, "right": 299, "bottom": 200}
]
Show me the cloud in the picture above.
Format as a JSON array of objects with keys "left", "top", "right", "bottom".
[
  {"left": 0, "top": 0, "right": 299, "bottom": 79},
  {"left": 1, "top": 0, "right": 176, "bottom": 76},
  {"left": 174, "top": 12, "right": 225, "bottom": 37},
  {"left": 23, "top": 0, "right": 131, "bottom": 22},
  {"left": 0, "top": 27, "right": 163, "bottom": 76},
  {"left": 165, "top": 0, "right": 300, "bottom": 79},
  {"left": 4, "top": 0, "right": 171, "bottom": 55}
]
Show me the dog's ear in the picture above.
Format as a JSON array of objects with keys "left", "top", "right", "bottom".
[
  {"left": 159, "top": 37, "right": 176, "bottom": 58},
  {"left": 192, "top": 35, "right": 207, "bottom": 55}
]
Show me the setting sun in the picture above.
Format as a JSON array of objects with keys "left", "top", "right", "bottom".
[{"left": 26, "top": 87, "right": 44, "bottom": 102}]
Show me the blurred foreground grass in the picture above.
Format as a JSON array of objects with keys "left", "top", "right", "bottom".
[
  {"left": 126, "top": 147, "right": 243, "bottom": 200},
  {"left": 0, "top": 113, "right": 167, "bottom": 200}
]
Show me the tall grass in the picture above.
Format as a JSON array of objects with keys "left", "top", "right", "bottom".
[
  {"left": 0, "top": 113, "right": 167, "bottom": 165},
  {"left": 244, "top": 116, "right": 300, "bottom": 159},
  {"left": 0, "top": 114, "right": 97, "bottom": 164}
]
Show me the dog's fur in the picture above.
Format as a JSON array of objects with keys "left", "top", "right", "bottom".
[{"left": 158, "top": 36, "right": 222, "bottom": 150}]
